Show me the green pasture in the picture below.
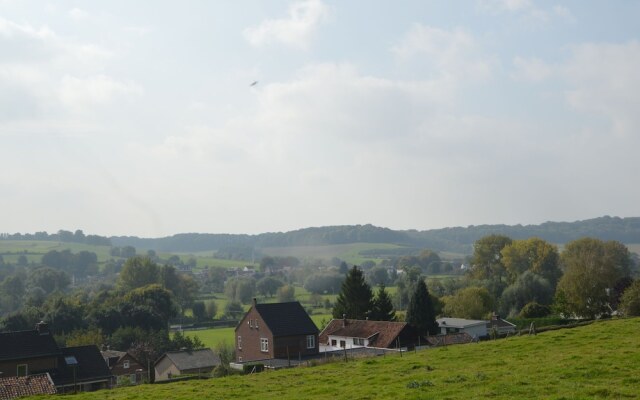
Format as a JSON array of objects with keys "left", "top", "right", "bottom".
[
  {"left": 261, "top": 242, "right": 410, "bottom": 265},
  {"left": 58, "top": 317, "right": 640, "bottom": 400},
  {"left": 0, "top": 240, "right": 113, "bottom": 263}
]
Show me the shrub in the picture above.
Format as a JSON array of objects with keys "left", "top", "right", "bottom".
[{"left": 520, "top": 302, "right": 552, "bottom": 318}]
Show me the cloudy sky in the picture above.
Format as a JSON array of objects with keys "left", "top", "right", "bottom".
[{"left": 1, "top": 1, "right": 639, "bottom": 237}]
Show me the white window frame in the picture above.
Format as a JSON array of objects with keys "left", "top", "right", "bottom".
[
  {"left": 123, "top": 360, "right": 130, "bottom": 369},
  {"left": 306, "top": 335, "right": 315, "bottom": 349},
  {"left": 260, "top": 338, "right": 269, "bottom": 352},
  {"left": 249, "top": 319, "right": 253, "bottom": 328},
  {"left": 353, "top": 338, "right": 364, "bottom": 346},
  {"left": 238, "top": 335, "right": 242, "bottom": 349}
]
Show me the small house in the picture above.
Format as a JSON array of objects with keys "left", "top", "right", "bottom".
[
  {"left": 235, "top": 299, "right": 319, "bottom": 363},
  {"left": 154, "top": 349, "right": 220, "bottom": 381},
  {"left": 101, "top": 349, "right": 147, "bottom": 386},
  {"left": 487, "top": 313, "right": 517, "bottom": 335},
  {"left": 319, "top": 318, "right": 416, "bottom": 350},
  {"left": 437, "top": 318, "right": 488, "bottom": 338}
]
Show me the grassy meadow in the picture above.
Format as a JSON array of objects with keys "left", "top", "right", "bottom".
[{"left": 57, "top": 317, "right": 640, "bottom": 400}]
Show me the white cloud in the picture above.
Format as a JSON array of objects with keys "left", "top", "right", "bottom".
[
  {"left": 513, "top": 41, "right": 640, "bottom": 136},
  {"left": 68, "top": 8, "right": 88, "bottom": 21},
  {"left": 392, "top": 25, "right": 494, "bottom": 83},
  {"left": 477, "top": 0, "right": 574, "bottom": 23},
  {"left": 243, "top": 0, "right": 329, "bottom": 49},
  {"left": 59, "top": 75, "right": 143, "bottom": 111}
]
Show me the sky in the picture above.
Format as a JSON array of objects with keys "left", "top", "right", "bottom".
[{"left": 1, "top": 0, "right": 639, "bottom": 238}]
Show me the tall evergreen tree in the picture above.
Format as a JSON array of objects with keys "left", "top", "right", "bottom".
[
  {"left": 370, "top": 284, "right": 396, "bottom": 321},
  {"left": 406, "top": 279, "right": 438, "bottom": 336},
  {"left": 332, "top": 266, "right": 373, "bottom": 320}
]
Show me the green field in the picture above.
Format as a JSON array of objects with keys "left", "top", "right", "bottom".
[
  {"left": 58, "top": 317, "right": 640, "bottom": 399},
  {"left": 261, "top": 243, "right": 410, "bottom": 265},
  {"left": 0, "top": 240, "right": 113, "bottom": 264}
]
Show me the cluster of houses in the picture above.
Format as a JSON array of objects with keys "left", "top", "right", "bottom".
[{"left": 0, "top": 300, "right": 515, "bottom": 399}]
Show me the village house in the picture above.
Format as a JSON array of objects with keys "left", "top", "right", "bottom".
[
  {"left": 437, "top": 317, "right": 489, "bottom": 338},
  {"left": 487, "top": 313, "right": 517, "bottom": 335},
  {"left": 101, "top": 349, "right": 148, "bottom": 386},
  {"left": 319, "top": 318, "right": 417, "bottom": 351},
  {"left": 0, "top": 322, "right": 112, "bottom": 393},
  {"left": 154, "top": 349, "right": 220, "bottom": 381},
  {"left": 235, "top": 299, "right": 318, "bottom": 363}
]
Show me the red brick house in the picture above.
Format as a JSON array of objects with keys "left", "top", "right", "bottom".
[
  {"left": 101, "top": 350, "right": 148, "bottom": 385},
  {"left": 319, "top": 318, "right": 417, "bottom": 350},
  {"left": 235, "top": 299, "right": 318, "bottom": 363}
]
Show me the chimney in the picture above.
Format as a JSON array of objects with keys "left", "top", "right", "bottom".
[
  {"left": 342, "top": 314, "right": 347, "bottom": 328},
  {"left": 35, "top": 321, "right": 49, "bottom": 335},
  {"left": 252, "top": 298, "right": 257, "bottom": 307},
  {"left": 491, "top": 312, "right": 499, "bottom": 321}
]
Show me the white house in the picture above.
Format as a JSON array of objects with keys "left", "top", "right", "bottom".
[{"left": 437, "top": 318, "right": 488, "bottom": 338}]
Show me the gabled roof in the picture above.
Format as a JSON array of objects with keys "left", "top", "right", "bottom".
[
  {"left": 319, "top": 319, "right": 410, "bottom": 348},
  {"left": 426, "top": 333, "right": 474, "bottom": 346},
  {"left": 253, "top": 301, "right": 318, "bottom": 337},
  {"left": 0, "top": 373, "right": 56, "bottom": 400},
  {"left": 51, "top": 346, "right": 112, "bottom": 386},
  {"left": 0, "top": 329, "right": 61, "bottom": 362},
  {"left": 157, "top": 349, "right": 220, "bottom": 371},
  {"left": 488, "top": 318, "right": 516, "bottom": 329}
]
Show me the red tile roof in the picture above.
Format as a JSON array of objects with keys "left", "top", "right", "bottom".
[
  {"left": 0, "top": 373, "right": 57, "bottom": 400},
  {"left": 319, "top": 319, "right": 409, "bottom": 348}
]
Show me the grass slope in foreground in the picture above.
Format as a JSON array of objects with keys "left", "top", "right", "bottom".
[{"left": 58, "top": 318, "right": 639, "bottom": 400}]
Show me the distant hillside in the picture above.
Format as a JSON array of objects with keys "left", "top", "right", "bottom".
[{"left": 110, "top": 216, "right": 640, "bottom": 254}]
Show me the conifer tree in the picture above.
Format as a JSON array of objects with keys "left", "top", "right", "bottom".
[
  {"left": 370, "top": 284, "right": 396, "bottom": 321},
  {"left": 406, "top": 279, "right": 438, "bottom": 336},
  {"left": 332, "top": 266, "right": 373, "bottom": 320}
]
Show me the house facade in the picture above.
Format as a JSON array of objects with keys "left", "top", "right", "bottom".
[
  {"left": 319, "top": 318, "right": 416, "bottom": 351},
  {"left": 235, "top": 299, "right": 319, "bottom": 363},
  {"left": 102, "top": 350, "right": 147, "bottom": 385}
]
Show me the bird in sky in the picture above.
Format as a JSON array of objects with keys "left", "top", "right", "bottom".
[{"left": 250, "top": 81, "right": 258, "bottom": 87}]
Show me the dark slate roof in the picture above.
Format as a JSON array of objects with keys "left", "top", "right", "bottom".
[
  {"left": 159, "top": 349, "right": 220, "bottom": 371},
  {"left": 51, "top": 345, "right": 112, "bottom": 386},
  {"left": 319, "top": 319, "right": 409, "bottom": 348},
  {"left": 254, "top": 301, "right": 318, "bottom": 337},
  {"left": 0, "top": 373, "right": 57, "bottom": 400},
  {"left": 0, "top": 329, "right": 61, "bottom": 362}
]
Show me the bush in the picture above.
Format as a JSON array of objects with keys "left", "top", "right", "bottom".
[
  {"left": 619, "top": 279, "right": 640, "bottom": 316},
  {"left": 520, "top": 302, "right": 552, "bottom": 318}
]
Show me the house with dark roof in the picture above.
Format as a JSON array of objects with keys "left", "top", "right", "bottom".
[
  {"left": 0, "top": 322, "right": 61, "bottom": 378},
  {"left": 235, "top": 299, "right": 319, "bottom": 363},
  {"left": 0, "top": 323, "right": 112, "bottom": 393},
  {"left": 487, "top": 313, "right": 517, "bottom": 335},
  {"left": 319, "top": 318, "right": 416, "bottom": 350},
  {"left": 0, "top": 373, "right": 57, "bottom": 400},
  {"left": 52, "top": 345, "right": 112, "bottom": 394},
  {"left": 154, "top": 349, "right": 220, "bottom": 381},
  {"left": 101, "top": 349, "right": 148, "bottom": 386}
]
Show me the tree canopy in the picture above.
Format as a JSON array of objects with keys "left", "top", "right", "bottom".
[
  {"left": 405, "top": 279, "right": 438, "bottom": 336},
  {"left": 332, "top": 266, "right": 373, "bottom": 320}
]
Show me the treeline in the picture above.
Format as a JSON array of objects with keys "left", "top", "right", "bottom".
[
  {"left": 110, "top": 216, "right": 640, "bottom": 254},
  {"left": 0, "top": 229, "right": 111, "bottom": 246}
]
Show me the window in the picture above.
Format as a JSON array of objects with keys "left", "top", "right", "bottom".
[
  {"left": 353, "top": 338, "right": 364, "bottom": 346},
  {"left": 331, "top": 339, "right": 337, "bottom": 347},
  {"left": 260, "top": 338, "right": 269, "bottom": 352},
  {"left": 255, "top": 319, "right": 258, "bottom": 328},
  {"left": 17, "top": 364, "right": 28, "bottom": 377},
  {"left": 306, "top": 335, "right": 315, "bottom": 349},
  {"left": 123, "top": 360, "right": 130, "bottom": 369},
  {"left": 339, "top": 340, "right": 346, "bottom": 348},
  {"left": 130, "top": 374, "right": 137, "bottom": 383},
  {"left": 249, "top": 320, "right": 253, "bottom": 328},
  {"left": 238, "top": 336, "right": 242, "bottom": 349}
]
